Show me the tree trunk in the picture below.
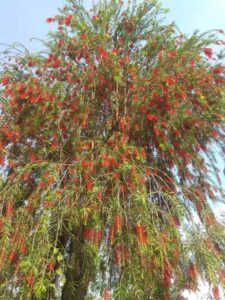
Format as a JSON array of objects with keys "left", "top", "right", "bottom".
[{"left": 61, "top": 227, "right": 89, "bottom": 300}]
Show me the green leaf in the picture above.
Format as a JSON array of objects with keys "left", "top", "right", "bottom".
[
  {"left": 113, "top": 75, "right": 122, "bottom": 83},
  {"left": 56, "top": 268, "right": 63, "bottom": 276},
  {"left": 57, "top": 253, "right": 63, "bottom": 262}
]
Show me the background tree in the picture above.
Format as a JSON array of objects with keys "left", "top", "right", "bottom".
[{"left": 0, "top": 0, "right": 225, "bottom": 299}]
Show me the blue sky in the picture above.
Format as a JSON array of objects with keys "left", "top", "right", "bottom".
[
  {"left": 0, "top": 0, "right": 225, "bottom": 52},
  {"left": 162, "top": 0, "right": 225, "bottom": 33}
]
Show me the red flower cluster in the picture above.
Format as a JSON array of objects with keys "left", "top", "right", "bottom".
[
  {"left": 0, "top": 76, "right": 10, "bottom": 86},
  {"left": 187, "top": 263, "right": 197, "bottom": 279},
  {"left": 46, "top": 17, "right": 54, "bottom": 23},
  {"left": 135, "top": 224, "right": 148, "bottom": 244},
  {"left": 97, "top": 46, "right": 109, "bottom": 59},
  {"left": 92, "top": 15, "right": 99, "bottom": 22},
  {"left": 102, "top": 288, "right": 110, "bottom": 300},
  {"left": 5, "top": 202, "right": 14, "bottom": 218},
  {"left": 203, "top": 47, "right": 213, "bottom": 59},
  {"left": 47, "top": 261, "right": 55, "bottom": 272},
  {"left": 83, "top": 228, "right": 103, "bottom": 245},
  {"left": 64, "top": 15, "right": 73, "bottom": 26},
  {"left": 212, "top": 286, "right": 220, "bottom": 300},
  {"left": 163, "top": 258, "right": 172, "bottom": 288},
  {"left": 213, "top": 66, "right": 224, "bottom": 74},
  {"left": 146, "top": 114, "right": 158, "bottom": 122},
  {"left": 108, "top": 215, "right": 123, "bottom": 245},
  {"left": 86, "top": 180, "right": 93, "bottom": 190}
]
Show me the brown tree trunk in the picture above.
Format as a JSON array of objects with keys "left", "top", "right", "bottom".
[{"left": 61, "top": 227, "right": 89, "bottom": 300}]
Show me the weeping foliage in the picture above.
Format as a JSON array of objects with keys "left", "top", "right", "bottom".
[{"left": 0, "top": 0, "right": 225, "bottom": 299}]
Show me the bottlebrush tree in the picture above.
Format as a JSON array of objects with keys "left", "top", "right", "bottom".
[{"left": 0, "top": 0, "right": 225, "bottom": 299}]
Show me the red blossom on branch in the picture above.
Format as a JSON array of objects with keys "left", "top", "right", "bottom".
[{"left": 203, "top": 47, "right": 213, "bottom": 59}]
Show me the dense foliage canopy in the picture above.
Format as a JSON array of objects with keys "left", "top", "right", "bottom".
[{"left": 0, "top": 0, "right": 225, "bottom": 299}]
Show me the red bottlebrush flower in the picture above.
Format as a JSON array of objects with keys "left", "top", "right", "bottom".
[
  {"left": 163, "top": 258, "right": 172, "bottom": 288},
  {"left": 102, "top": 159, "right": 110, "bottom": 168},
  {"left": 108, "top": 225, "right": 115, "bottom": 245},
  {"left": 0, "top": 219, "right": 3, "bottom": 232},
  {"left": 163, "top": 269, "right": 171, "bottom": 288},
  {"left": 173, "top": 249, "right": 180, "bottom": 262},
  {"left": 206, "top": 215, "right": 215, "bottom": 226},
  {"left": 80, "top": 33, "right": 88, "bottom": 40},
  {"left": 164, "top": 75, "right": 176, "bottom": 86},
  {"left": 170, "top": 50, "right": 177, "bottom": 58},
  {"left": 213, "top": 66, "right": 224, "bottom": 74},
  {"left": 29, "top": 152, "right": 37, "bottom": 162},
  {"left": 153, "top": 126, "right": 161, "bottom": 137},
  {"left": 47, "top": 261, "right": 55, "bottom": 272},
  {"left": 161, "top": 121, "right": 168, "bottom": 128},
  {"left": 183, "top": 283, "right": 191, "bottom": 290},
  {"left": 111, "top": 48, "right": 118, "bottom": 55},
  {"left": 26, "top": 273, "right": 35, "bottom": 287},
  {"left": 119, "top": 55, "right": 129, "bottom": 66},
  {"left": 216, "top": 77, "right": 225, "bottom": 84},
  {"left": 163, "top": 293, "right": 170, "bottom": 300},
  {"left": 146, "top": 114, "right": 158, "bottom": 121},
  {"left": 135, "top": 224, "right": 148, "bottom": 244},
  {"left": 212, "top": 286, "right": 220, "bottom": 300},
  {"left": 173, "top": 128, "right": 181, "bottom": 136},
  {"left": 119, "top": 118, "right": 126, "bottom": 131},
  {"left": 17, "top": 237, "right": 26, "bottom": 251},
  {"left": 196, "top": 201, "right": 204, "bottom": 215},
  {"left": 112, "top": 172, "right": 120, "bottom": 180},
  {"left": 86, "top": 180, "right": 93, "bottom": 190},
  {"left": 203, "top": 47, "right": 213, "bottom": 59},
  {"left": 1, "top": 76, "right": 10, "bottom": 86},
  {"left": 102, "top": 288, "right": 110, "bottom": 300},
  {"left": 187, "top": 263, "right": 197, "bottom": 279},
  {"left": 172, "top": 216, "right": 181, "bottom": 227},
  {"left": 97, "top": 46, "right": 109, "bottom": 59},
  {"left": 14, "top": 261, "right": 20, "bottom": 274},
  {"left": 97, "top": 191, "right": 103, "bottom": 201},
  {"left": 9, "top": 160, "right": 15, "bottom": 168},
  {"left": 83, "top": 228, "right": 94, "bottom": 240},
  {"left": 64, "top": 15, "right": 73, "bottom": 26},
  {"left": 9, "top": 250, "right": 17, "bottom": 262},
  {"left": 146, "top": 167, "right": 151, "bottom": 176},
  {"left": 92, "top": 15, "right": 99, "bottom": 22},
  {"left": 152, "top": 68, "right": 159, "bottom": 76},
  {"left": 212, "top": 130, "right": 219, "bottom": 138},
  {"left": 83, "top": 228, "right": 103, "bottom": 245},
  {"left": 119, "top": 184, "right": 125, "bottom": 194},
  {"left": 46, "top": 17, "right": 54, "bottom": 23},
  {"left": 114, "top": 215, "right": 123, "bottom": 232},
  {"left": 189, "top": 59, "right": 195, "bottom": 66},
  {"left": 6, "top": 130, "right": 15, "bottom": 139},
  {"left": 28, "top": 59, "right": 34, "bottom": 67},
  {"left": 5, "top": 202, "right": 14, "bottom": 218},
  {"left": 139, "top": 105, "right": 147, "bottom": 113},
  {"left": 219, "top": 268, "right": 225, "bottom": 282},
  {"left": 43, "top": 201, "right": 53, "bottom": 209},
  {"left": 195, "top": 143, "right": 201, "bottom": 152},
  {"left": 20, "top": 245, "right": 27, "bottom": 255},
  {"left": 0, "top": 155, "right": 5, "bottom": 165},
  {"left": 96, "top": 229, "right": 103, "bottom": 243},
  {"left": 82, "top": 160, "right": 94, "bottom": 169}
]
